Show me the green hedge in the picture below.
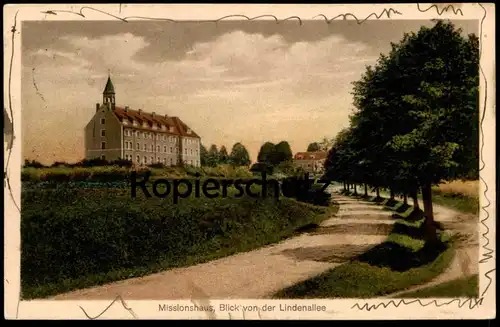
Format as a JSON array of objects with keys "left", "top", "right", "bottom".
[{"left": 21, "top": 183, "right": 333, "bottom": 299}]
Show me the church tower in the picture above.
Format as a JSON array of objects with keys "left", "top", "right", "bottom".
[{"left": 103, "top": 72, "right": 115, "bottom": 108}]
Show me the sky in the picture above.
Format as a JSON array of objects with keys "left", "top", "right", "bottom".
[{"left": 21, "top": 19, "right": 478, "bottom": 165}]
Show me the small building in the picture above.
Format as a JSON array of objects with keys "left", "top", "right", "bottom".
[
  {"left": 84, "top": 74, "right": 202, "bottom": 167},
  {"left": 293, "top": 151, "right": 327, "bottom": 174}
]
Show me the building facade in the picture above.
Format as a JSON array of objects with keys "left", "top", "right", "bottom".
[
  {"left": 293, "top": 151, "right": 327, "bottom": 174},
  {"left": 84, "top": 76, "right": 201, "bottom": 167}
]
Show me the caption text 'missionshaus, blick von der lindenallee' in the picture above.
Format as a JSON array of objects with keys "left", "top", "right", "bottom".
[{"left": 130, "top": 171, "right": 331, "bottom": 204}]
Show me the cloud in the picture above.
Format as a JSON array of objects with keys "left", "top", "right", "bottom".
[{"left": 22, "top": 29, "right": 378, "bottom": 164}]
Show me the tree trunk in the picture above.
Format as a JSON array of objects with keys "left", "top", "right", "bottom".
[
  {"left": 353, "top": 184, "right": 358, "bottom": 195},
  {"left": 421, "top": 183, "right": 438, "bottom": 243},
  {"left": 411, "top": 189, "right": 420, "bottom": 210},
  {"left": 364, "top": 184, "right": 368, "bottom": 197},
  {"left": 376, "top": 187, "right": 380, "bottom": 198},
  {"left": 403, "top": 193, "right": 408, "bottom": 205},
  {"left": 390, "top": 188, "right": 395, "bottom": 200},
  {"left": 343, "top": 182, "right": 346, "bottom": 191}
]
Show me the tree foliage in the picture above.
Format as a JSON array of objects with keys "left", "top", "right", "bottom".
[
  {"left": 307, "top": 142, "right": 321, "bottom": 152},
  {"left": 229, "top": 142, "right": 251, "bottom": 166},
  {"left": 257, "top": 141, "right": 293, "bottom": 167},
  {"left": 324, "top": 20, "right": 479, "bottom": 244}
]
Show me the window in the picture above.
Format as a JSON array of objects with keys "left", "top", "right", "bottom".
[
  {"left": 144, "top": 156, "right": 147, "bottom": 164},
  {"left": 144, "top": 144, "right": 147, "bottom": 151},
  {"left": 151, "top": 144, "right": 154, "bottom": 152},
  {"left": 164, "top": 146, "right": 167, "bottom": 153},
  {"left": 157, "top": 145, "right": 160, "bottom": 152},
  {"left": 137, "top": 131, "right": 141, "bottom": 139},
  {"left": 136, "top": 143, "right": 140, "bottom": 150},
  {"left": 170, "top": 147, "right": 173, "bottom": 154},
  {"left": 170, "top": 158, "right": 173, "bottom": 165},
  {"left": 190, "top": 160, "right": 193, "bottom": 165},
  {"left": 184, "top": 149, "right": 187, "bottom": 155},
  {"left": 157, "top": 157, "right": 160, "bottom": 163},
  {"left": 101, "top": 155, "right": 106, "bottom": 160},
  {"left": 196, "top": 150, "right": 199, "bottom": 156},
  {"left": 190, "top": 149, "right": 193, "bottom": 155},
  {"left": 101, "top": 118, "right": 105, "bottom": 124},
  {"left": 129, "top": 142, "right": 133, "bottom": 149},
  {"left": 101, "top": 142, "right": 106, "bottom": 149},
  {"left": 150, "top": 156, "right": 154, "bottom": 164},
  {"left": 125, "top": 142, "right": 128, "bottom": 150},
  {"left": 136, "top": 155, "right": 140, "bottom": 163},
  {"left": 169, "top": 127, "right": 174, "bottom": 133},
  {"left": 101, "top": 129, "right": 106, "bottom": 137},
  {"left": 163, "top": 158, "right": 167, "bottom": 165}
]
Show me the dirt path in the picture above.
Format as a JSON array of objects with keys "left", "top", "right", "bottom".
[
  {"left": 51, "top": 192, "right": 395, "bottom": 300},
  {"left": 347, "top": 186, "right": 479, "bottom": 298}
]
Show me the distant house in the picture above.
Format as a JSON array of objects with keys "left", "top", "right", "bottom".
[
  {"left": 84, "top": 74, "right": 202, "bottom": 167},
  {"left": 293, "top": 151, "right": 327, "bottom": 174}
]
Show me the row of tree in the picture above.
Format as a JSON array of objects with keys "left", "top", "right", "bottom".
[
  {"left": 200, "top": 143, "right": 251, "bottom": 167},
  {"left": 323, "top": 21, "right": 479, "bottom": 247}
]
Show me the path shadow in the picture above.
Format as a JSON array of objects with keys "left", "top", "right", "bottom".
[
  {"left": 395, "top": 203, "right": 411, "bottom": 213},
  {"left": 336, "top": 213, "right": 396, "bottom": 220},
  {"left": 278, "top": 244, "right": 374, "bottom": 263},
  {"left": 355, "top": 222, "right": 449, "bottom": 272},
  {"left": 310, "top": 223, "right": 393, "bottom": 236}
]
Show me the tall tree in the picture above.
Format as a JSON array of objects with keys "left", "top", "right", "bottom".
[
  {"left": 275, "top": 141, "right": 293, "bottom": 164},
  {"left": 219, "top": 145, "right": 229, "bottom": 164},
  {"left": 257, "top": 142, "right": 277, "bottom": 165},
  {"left": 206, "top": 144, "right": 220, "bottom": 167},
  {"left": 307, "top": 142, "right": 321, "bottom": 152},
  {"left": 200, "top": 143, "right": 209, "bottom": 166},
  {"left": 229, "top": 142, "right": 251, "bottom": 166},
  {"left": 345, "top": 20, "right": 479, "bottom": 246},
  {"left": 318, "top": 137, "right": 335, "bottom": 152}
]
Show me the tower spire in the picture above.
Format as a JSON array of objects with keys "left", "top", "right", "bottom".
[{"left": 103, "top": 71, "right": 115, "bottom": 108}]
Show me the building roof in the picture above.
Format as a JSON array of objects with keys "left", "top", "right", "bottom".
[
  {"left": 112, "top": 106, "right": 200, "bottom": 138},
  {"left": 294, "top": 151, "right": 327, "bottom": 160},
  {"left": 103, "top": 76, "right": 115, "bottom": 94}
]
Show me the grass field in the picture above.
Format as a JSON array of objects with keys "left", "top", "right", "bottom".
[
  {"left": 21, "top": 177, "right": 337, "bottom": 300},
  {"left": 396, "top": 274, "right": 479, "bottom": 298},
  {"left": 434, "top": 180, "right": 479, "bottom": 199},
  {"left": 432, "top": 180, "right": 479, "bottom": 215}
]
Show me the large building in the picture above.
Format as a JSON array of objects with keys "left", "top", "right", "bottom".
[
  {"left": 293, "top": 151, "right": 327, "bottom": 174},
  {"left": 84, "top": 75, "right": 201, "bottom": 167}
]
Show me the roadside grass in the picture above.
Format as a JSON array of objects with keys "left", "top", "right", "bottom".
[
  {"left": 21, "top": 182, "right": 338, "bottom": 300},
  {"left": 395, "top": 274, "right": 479, "bottom": 298},
  {"left": 273, "top": 194, "right": 455, "bottom": 299},
  {"left": 431, "top": 191, "right": 479, "bottom": 215}
]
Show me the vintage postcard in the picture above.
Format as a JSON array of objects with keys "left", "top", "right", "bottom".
[{"left": 4, "top": 3, "right": 496, "bottom": 320}]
